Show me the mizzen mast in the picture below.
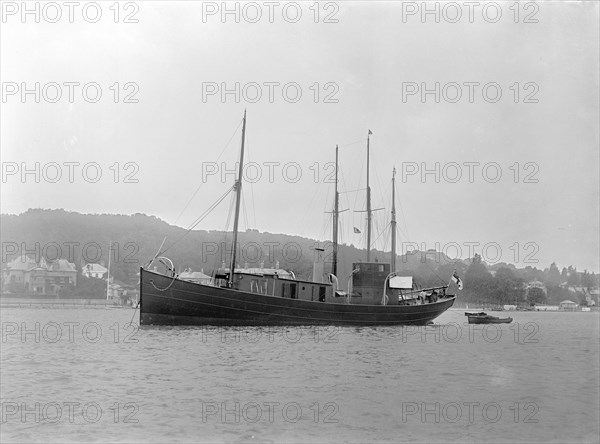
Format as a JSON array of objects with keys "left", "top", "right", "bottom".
[{"left": 228, "top": 110, "right": 247, "bottom": 287}]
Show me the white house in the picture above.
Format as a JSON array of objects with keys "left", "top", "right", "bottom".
[
  {"left": 82, "top": 263, "right": 108, "bottom": 279},
  {"left": 178, "top": 269, "right": 212, "bottom": 285},
  {"left": 559, "top": 300, "right": 578, "bottom": 311}
]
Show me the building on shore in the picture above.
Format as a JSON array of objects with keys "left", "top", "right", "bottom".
[
  {"left": 82, "top": 263, "right": 108, "bottom": 279},
  {"left": 534, "top": 304, "right": 559, "bottom": 311},
  {"left": 178, "top": 269, "right": 212, "bottom": 285},
  {"left": 559, "top": 300, "right": 578, "bottom": 311},
  {"left": 107, "top": 279, "right": 138, "bottom": 306},
  {"left": 2, "top": 255, "right": 77, "bottom": 295},
  {"left": 525, "top": 280, "right": 547, "bottom": 295}
]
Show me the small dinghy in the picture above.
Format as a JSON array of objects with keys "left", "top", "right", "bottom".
[{"left": 465, "top": 312, "right": 513, "bottom": 324}]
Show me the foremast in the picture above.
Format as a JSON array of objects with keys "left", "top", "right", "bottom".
[{"left": 228, "top": 110, "right": 247, "bottom": 287}]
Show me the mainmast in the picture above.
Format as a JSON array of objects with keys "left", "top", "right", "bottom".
[
  {"left": 332, "top": 145, "right": 339, "bottom": 277},
  {"left": 228, "top": 110, "right": 247, "bottom": 287},
  {"left": 366, "top": 130, "right": 372, "bottom": 261},
  {"left": 391, "top": 168, "right": 397, "bottom": 273}
]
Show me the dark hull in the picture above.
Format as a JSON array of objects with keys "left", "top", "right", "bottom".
[
  {"left": 140, "top": 269, "right": 455, "bottom": 326},
  {"left": 467, "top": 316, "right": 513, "bottom": 324}
]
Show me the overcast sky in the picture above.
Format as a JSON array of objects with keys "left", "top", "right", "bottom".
[{"left": 1, "top": 1, "right": 598, "bottom": 271}]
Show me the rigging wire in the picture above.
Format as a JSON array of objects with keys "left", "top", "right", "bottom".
[
  {"left": 244, "top": 134, "right": 257, "bottom": 228},
  {"left": 297, "top": 174, "right": 327, "bottom": 237},
  {"left": 371, "top": 222, "right": 390, "bottom": 251},
  {"left": 173, "top": 119, "right": 243, "bottom": 226},
  {"left": 338, "top": 137, "right": 367, "bottom": 149},
  {"left": 321, "top": 208, "right": 333, "bottom": 242},
  {"left": 241, "top": 190, "right": 249, "bottom": 231},
  {"left": 160, "top": 185, "right": 235, "bottom": 256},
  {"left": 339, "top": 188, "right": 366, "bottom": 194},
  {"left": 371, "top": 148, "right": 388, "bottom": 217},
  {"left": 225, "top": 191, "right": 235, "bottom": 234},
  {"left": 215, "top": 191, "right": 237, "bottom": 271},
  {"left": 353, "top": 147, "right": 366, "bottom": 233},
  {"left": 321, "top": 178, "right": 334, "bottom": 240},
  {"left": 339, "top": 136, "right": 446, "bottom": 285},
  {"left": 338, "top": 163, "right": 355, "bottom": 253}
]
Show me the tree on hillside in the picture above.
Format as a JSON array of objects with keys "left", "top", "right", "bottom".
[
  {"left": 522, "top": 266, "right": 544, "bottom": 283},
  {"left": 581, "top": 270, "right": 596, "bottom": 289},
  {"left": 527, "top": 286, "right": 546, "bottom": 305},
  {"left": 546, "top": 262, "right": 562, "bottom": 286},
  {"left": 490, "top": 267, "right": 525, "bottom": 305},
  {"left": 464, "top": 254, "right": 494, "bottom": 302},
  {"left": 566, "top": 266, "right": 580, "bottom": 287},
  {"left": 546, "top": 285, "right": 570, "bottom": 305}
]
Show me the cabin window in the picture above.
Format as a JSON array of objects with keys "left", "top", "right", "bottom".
[
  {"left": 319, "top": 286, "right": 326, "bottom": 302},
  {"left": 379, "top": 265, "right": 384, "bottom": 272}
]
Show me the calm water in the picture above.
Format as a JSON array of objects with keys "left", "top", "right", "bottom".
[{"left": 1, "top": 308, "right": 598, "bottom": 443}]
